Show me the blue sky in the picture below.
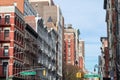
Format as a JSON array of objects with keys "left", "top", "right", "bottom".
[{"left": 54, "top": 0, "right": 107, "bottom": 72}]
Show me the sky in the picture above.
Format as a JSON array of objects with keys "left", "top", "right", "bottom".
[{"left": 54, "top": 0, "right": 107, "bottom": 72}]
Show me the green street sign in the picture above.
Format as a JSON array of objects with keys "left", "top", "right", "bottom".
[
  {"left": 84, "top": 74, "right": 100, "bottom": 78},
  {"left": 20, "top": 71, "right": 36, "bottom": 76}
]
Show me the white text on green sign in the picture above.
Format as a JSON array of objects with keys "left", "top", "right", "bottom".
[
  {"left": 84, "top": 74, "right": 100, "bottom": 78},
  {"left": 20, "top": 71, "right": 36, "bottom": 76}
]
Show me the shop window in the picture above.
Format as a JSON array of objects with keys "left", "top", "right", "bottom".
[
  {"left": 4, "top": 30, "right": 9, "bottom": 40},
  {"left": 4, "top": 46, "right": 9, "bottom": 56},
  {"left": 5, "top": 15, "right": 10, "bottom": 24}
]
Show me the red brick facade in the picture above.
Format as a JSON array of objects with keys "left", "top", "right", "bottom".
[
  {"left": 79, "top": 56, "right": 83, "bottom": 69},
  {"left": 0, "top": 6, "right": 25, "bottom": 79},
  {"left": 64, "top": 30, "right": 75, "bottom": 65}
]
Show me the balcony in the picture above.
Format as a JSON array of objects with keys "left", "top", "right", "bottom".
[
  {"left": 24, "top": 37, "right": 34, "bottom": 42},
  {"left": 32, "top": 42, "right": 37, "bottom": 47}
]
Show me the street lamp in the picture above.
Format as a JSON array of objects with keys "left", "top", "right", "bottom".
[{"left": 94, "top": 64, "right": 103, "bottom": 80}]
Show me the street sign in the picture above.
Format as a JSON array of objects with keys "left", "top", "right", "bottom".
[
  {"left": 76, "top": 72, "right": 81, "bottom": 78},
  {"left": 84, "top": 74, "right": 100, "bottom": 78},
  {"left": 20, "top": 71, "right": 36, "bottom": 76}
]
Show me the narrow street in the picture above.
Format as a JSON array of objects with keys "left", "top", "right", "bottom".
[{"left": 0, "top": 0, "right": 119, "bottom": 80}]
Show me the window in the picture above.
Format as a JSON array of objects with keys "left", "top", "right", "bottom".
[
  {"left": 0, "top": 28, "right": 1, "bottom": 36},
  {"left": 14, "top": 31, "right": 16, "bottom": 40},
  {"left": 5, "top": 15, "right": 10, "bottom": 24},
  {"left": 3, "top": 62, "right": 8, "bottom": 75},
  {"left": 19, "top": 20, "right": 21, "bottom": 28},
  {"left": 21, "top": 23, "right": 24, "bottom": 30},
  {"left": 15, "top": 16, "right": 17, "bottom": 25},
  {"left": 68, "top": 44, "right": 70, "bottom": 48},
  {"left": 0, "top": 16, "right": 1, "bottom": 24},
  {"left": 4, "top": 30, "right": 9, "bottom": 40},
  {"left": 22, "top": 37, "right": 23, "bottom": 45},
  {"left": 4, "top": 46, "right": 9, "bottom": 56},
  {"left": 68, "top": 57, "right": 71, "bottom": 60},
  {"left": 68, "top": 35, "right": 71, "bottom": 38},
  {"left": 67, "top": 59, "right": 71, "bottom": 64}
]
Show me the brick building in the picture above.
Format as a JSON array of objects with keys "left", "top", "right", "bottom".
[
  {"left": 78, "top": 40, "right": 85, "bottom": 71},
  {"left": 0, "top": 6, "right": 25, "bottom": 80},
  {"left": 64, "top": 25, "right": 85, "bottom": 79},
  {"left": 0, "top": 0, "right": 36, "bottom": 16},
  {"left": 64, "top": 25, "right": 76, "bottom": 65},
  {"left": 104, "top": 0, "right": 118, "bottom": 79},
  {"left": 100, "top": 37, "right": 109, "bottom": 79}
]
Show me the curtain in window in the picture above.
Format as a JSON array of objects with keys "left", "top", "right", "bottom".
[{"left": 4, "top": 46, "right": 9, "bottom": 56}]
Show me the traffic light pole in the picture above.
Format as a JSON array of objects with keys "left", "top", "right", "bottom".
[{"left": 6, "top": 67, "right": 45, "bottom": 80}]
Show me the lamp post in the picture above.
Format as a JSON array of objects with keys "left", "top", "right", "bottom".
[{"left": 94, "top": 64, "right": 103, "bottom": 80}]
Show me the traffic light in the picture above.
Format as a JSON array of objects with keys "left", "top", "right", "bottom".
[
  {"left": 76, "top": 72, "right": 81, "bottom": 78},
  {"left": 43, "top": 69, "right": 46, "bottom": 76}
]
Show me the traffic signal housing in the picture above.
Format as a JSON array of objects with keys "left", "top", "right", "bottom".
[{"left": 43, "top": 69, "right": 46, "bottom": 76}]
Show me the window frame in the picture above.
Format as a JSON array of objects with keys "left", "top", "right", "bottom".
[
  {"left": 4, "top": 29, "right": 9, "bottom": 40},
  {"left": 0, "top": 15, "right": 1, "bottom": 24},
  {"left": 3, "top": 46, "right": 9, "bottom": 56},
  {"left": 2, "top": 62, "right": 8, "bottom": 75},
  {"left": 4, "top": 14, "right": 10, "bottom": 24}
]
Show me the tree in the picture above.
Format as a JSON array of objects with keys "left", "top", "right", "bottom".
[{"left": 64, "top": 64, "right": 79, "bottom": 80}]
